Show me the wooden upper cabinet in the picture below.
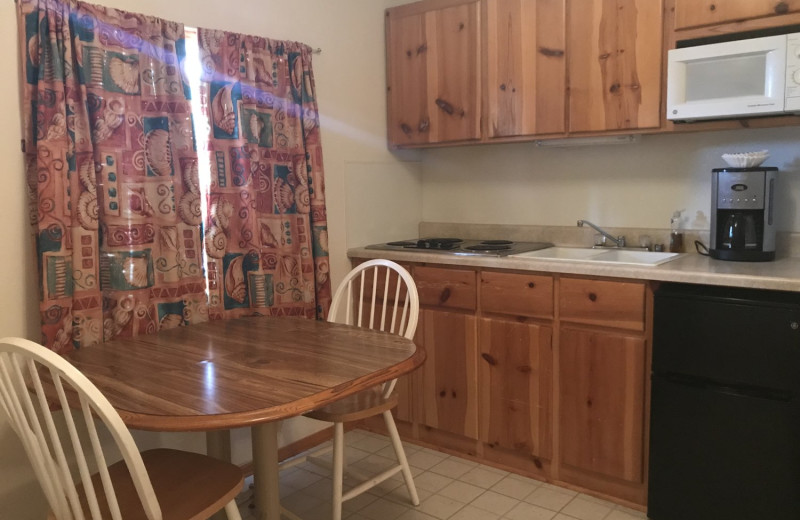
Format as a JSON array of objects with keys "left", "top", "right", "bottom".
[
  {"left": 386, "top": 11, "right": 429, "bottom": 146},
  {"left": 674, "top": 0, "right": 800, "bottom": 30},
  {"left": 567, "top": 0, "right": 663, "bottom": 133},
  {"left": 485, "top": 0, "right": 567, "bottom": 137},
  {"left": 386, "top": 0, "right": 481, "bottom": 146}
]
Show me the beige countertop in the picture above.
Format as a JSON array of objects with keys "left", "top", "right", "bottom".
[{"left": 348, "top": 247, "right": 800, "bottom": 292}]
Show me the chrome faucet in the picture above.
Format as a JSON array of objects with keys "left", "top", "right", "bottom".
[{"left": 577, "top": 220, "right": 626, "bottom": 248}]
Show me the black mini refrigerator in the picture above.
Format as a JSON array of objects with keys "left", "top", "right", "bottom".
[{"left": 648, "top": 283, "right": 800, "bottom": 520}]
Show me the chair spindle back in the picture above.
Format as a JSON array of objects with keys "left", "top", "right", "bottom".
[
  {"left": 327, "top": 260, "right": 420, "bottom": 397},
  {"left": 0, "top": 337, "right": 161, "bottom": 520}
]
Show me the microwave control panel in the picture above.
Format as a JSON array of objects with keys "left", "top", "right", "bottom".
[{"left": 787, "top": 32, "right": 800, "bottom": 112}]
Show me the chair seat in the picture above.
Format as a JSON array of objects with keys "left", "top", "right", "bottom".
[
  {"left": 71, "top": 448, "right": 243, "bottom": 520},
  {"left": 304, "top": 388, "right": 399, "bottom": 423}
]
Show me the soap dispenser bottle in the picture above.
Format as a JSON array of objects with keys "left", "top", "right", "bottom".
[{"left": 669, "top": 210, "right": 684, "bottom": 253}]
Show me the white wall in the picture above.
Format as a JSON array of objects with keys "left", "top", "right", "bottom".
[
  {"left": 0, "top": 1, "right": 421, "bottom": 517},
  {"left": 421, "top": 127, "right": 800, "bottom": 232}
]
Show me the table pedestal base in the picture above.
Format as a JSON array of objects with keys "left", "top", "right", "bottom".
[{"left": 252, "top": 422, "right": 281, "bottom": 519}]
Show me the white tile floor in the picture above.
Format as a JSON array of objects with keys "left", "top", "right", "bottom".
[{"left": 236, "top": 429, "right": 648, "bottom": 520}]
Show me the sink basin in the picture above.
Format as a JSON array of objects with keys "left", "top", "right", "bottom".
[
  {"left": 520, "top": 247, "right": 605, "bottom": 260},
  {"left": 591, "top": 249, "right": 680, "bottom": 265},
  {"left": 513, "top": 247, "right": 681, "bottom": 266}
]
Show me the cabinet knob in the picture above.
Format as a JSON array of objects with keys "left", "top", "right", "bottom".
[
  {"left": 527, "top": 282, "right": 535, "bottom": 288},
  {"left": 588, "top": 292, "right": 598, "bottom": 302},
  {"left": 418, "top": 118, "right": 430, "bottom": 133},
  {"left": 790, "top": 321, "right": 799, "bottom": 330},
  {"left": 400, "top": 123, "right": 412, "bottom": 136},
  {"left": 775, "top": 2, "right": 789, "bottom": 14},
  {"left": 439, "top": 287, "right": 451, "bottom": 303}
]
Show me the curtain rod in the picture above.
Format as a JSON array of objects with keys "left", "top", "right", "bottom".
[{"left": 12, "top": 0, "right": 324, "bottom": 55}]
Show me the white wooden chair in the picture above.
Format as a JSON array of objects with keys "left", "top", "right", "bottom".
[
  {"left": 288, "top": 259, "right": 421, "bottom": 520},
  {"left": 0, "top": 336, "right": 244, "bottom": 520}
]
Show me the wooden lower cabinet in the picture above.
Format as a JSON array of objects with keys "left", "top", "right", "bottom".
[
  {"left": 559, "top": 327, "right": 647, "bottom": 483},
  {"left": 478, "top": 317, "right": 553, "bottom": 462},
  {"left": 416, "top": 308, "right": 479, "bottom": 440},
  {"left": 354, "top": 259, "right": 651, "bottom": 508}
]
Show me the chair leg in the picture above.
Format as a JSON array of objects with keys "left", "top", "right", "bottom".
[
  {"left": 383, "top": 410, "right": 419, "bottom": 506},
  {"left": 332, "top": 422, "right": 345, "bottom": 520},
  {"left": 223, "top": 499, "right": 242, "bottom": 520}
]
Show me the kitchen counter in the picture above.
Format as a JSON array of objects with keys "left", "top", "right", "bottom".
[{"left": 348, "top": 246, "right": 800, "bottom": 292}]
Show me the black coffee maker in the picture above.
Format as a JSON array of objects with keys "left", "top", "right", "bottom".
[{"left": 710, "top": 167, "right": 777, "bottom": 262}]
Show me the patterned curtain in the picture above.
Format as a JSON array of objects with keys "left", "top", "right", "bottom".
[
  {"left": 18, "top": 0, "right": 208, "bottom": 353},
  {"left": 196, "top": 30, "right": 331, "bottom": 320}
]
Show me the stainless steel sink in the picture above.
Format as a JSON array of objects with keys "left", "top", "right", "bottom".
[{"left": 511, "top": 247, "right": 681, "bottom": 266}]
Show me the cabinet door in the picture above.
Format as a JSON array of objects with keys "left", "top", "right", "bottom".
[
  {"left": 485, "top": 0, "right": 566, "bottom": 137},
  {"left": 674, "top": 0, "right": 800, "bottom": 30},
  {"left": 416, "top": 309, "right": 479, "bottom": 439},
  {"left": 559, "top": 327, "right": 646, "bottom": 483},
  {"left": 386, "top": 1, "right": 481, "bottom": 146},
  {"left": 479, "top": 317, "right": 553, "bottom": 460},
  {"left": 567, "top": 0, "right": 663, "bottom": 132},
  {"left": 386, "top": 10, "right": 430, "bottom": 146}
]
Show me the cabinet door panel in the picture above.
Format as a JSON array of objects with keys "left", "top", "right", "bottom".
[
  {"left": 414, "top": 266, "right": 477, "bottom": 311},
  {"left": 387, "top": 12, "right": 430, "bottom": 145},
  {"left": 674, "top": 0, "right": 800, "bottom": 30},
  {"left": 559, "top": 327, "right": 646, "bottom": 483},
  {"left": 486, "top": 0, "right": 566, "bottom": 137},
  {"left": 567, "top": 0, "right": 663, "bottom": 132},
  {"left": 481, "top": 271, "right": 553, "bottom": 318},
  {"left": 559, "top": 277, "right": 645, "bottom": 331},
  {"left": 417, "top": 309, "right": 479, "bottom": 439},
  {"left": 479, "top": 317, "right": 553, "bottom": 459},
  {"left": 426, "top": 2, "right": 482, "bottom": 142}
]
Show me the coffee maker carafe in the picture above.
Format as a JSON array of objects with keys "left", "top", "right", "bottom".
[{"left": 710, "top": 167, "right": 777, "bottom": 262}]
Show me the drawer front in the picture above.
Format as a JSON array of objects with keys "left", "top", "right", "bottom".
[
  {"left": 414, "top": 266, "right": 477, "bottom": 310},
  {"left": 480, "top": 271, "right": 554, "bottom": 318},
  {"left": 350, "top": 259, "right": 413, "bottom": 305},
  {"left": 559, "top": 278, "right": 645, "bottom": 331}
]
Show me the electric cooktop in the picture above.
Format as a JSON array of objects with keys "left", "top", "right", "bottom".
[{"left": 365, "top": 237, "right": 553, "bottom": 257}]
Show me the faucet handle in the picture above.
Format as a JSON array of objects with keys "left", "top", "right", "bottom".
[{"left": 617, "top": 236, "right": 626, "bottom": 247}]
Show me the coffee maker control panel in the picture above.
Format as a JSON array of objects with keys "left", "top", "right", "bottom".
[{"left": 716, "top": 170, "right": 768, "bottom": 210}]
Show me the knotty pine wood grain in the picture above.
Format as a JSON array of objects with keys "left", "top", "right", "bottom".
[
  {"left": 484, "top": 0, "right": 566, "bottom": 137},
  {"left": 64, "top": 317, "right": 423, "bottom": 431},
  {"left": 478, "top": 317, "right": 553, "bottom": 461},
  {"left": 567, "top": 0, "right": 663, "bottom": 132},
  {"left": 386, "top": 10, "right": 430, "bottom": 145},
  {"left": 558, "top": 327, "right": 646, "bottom": 484},
  {"left": 416, "top": 309, "right": 480, "bottom": 439},
  {"left": 673, "top": 0, "right": 800, "bottom": 30},
  {"left": 386, "top": 0, "right": 481, "bottom": 146},
  {"left": 481, "top": 270, "right": 554, "bottom": 318},
  {"left": 559, "top": 277, "right": 646, "bottom": 332},
  {"left": 426, "top": 1, "right": 482, "bottom": 142},
  {"left": 414, "top": 265, "right": 477, "bottom": 310}
]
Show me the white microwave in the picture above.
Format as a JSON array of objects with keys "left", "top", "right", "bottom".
[{"left": 667, "top": 32, "right": 800, "bottom": 122}]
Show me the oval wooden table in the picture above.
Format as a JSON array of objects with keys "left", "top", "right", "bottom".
[{"left": 64, "top": 316, "right": 425, "bottom": 519}]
